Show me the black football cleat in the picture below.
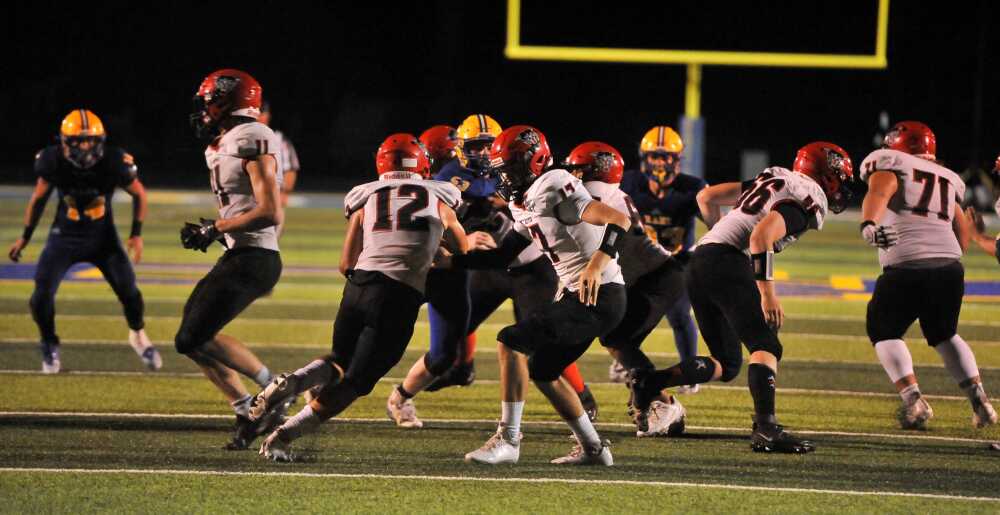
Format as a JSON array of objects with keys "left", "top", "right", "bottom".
[
  {"left": 578, "top": 385, "right": 599, "bottom": 422},
  {"left": 750, "top": 420, "right": 816, "bottom": 454},
  {"left": 627, "top": 367, "right": 658, "bottom": 431},
  {"left": 425, "top": 361, "right": 476, "bottom": 392},
  {"left": 224, "top": 405, "right": 288, "bottom": 451}
]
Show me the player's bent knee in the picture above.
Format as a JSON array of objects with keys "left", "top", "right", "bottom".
[
  {"left": 423, "top": 348, "right": 457, "bottom": 376},
  {"left": 747, "top": 339, "right": 783, "bottom": 362},
  {"left": 341, "top": 374, "right": 377, "bottom": 397},
  {"left": 174, "top": 329, "right": 207, "bottom": 355},
  {"left": 526, "top": 359, "right": 562, "bottom": 383},
  {"left": 679, "top": 356, "right": 718, "bottom": 384},
  {"left": 719, "top": 365, "right": 741, "bottom": 383}
]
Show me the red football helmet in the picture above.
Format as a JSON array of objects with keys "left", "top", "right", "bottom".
[
  {"left": 565, "top": 141, "right": 625, "bottom": 184},
  {"left": 489, "top": 125, "right": 552, "bottom": 201},
  {"left": 190, "top": 69, "right": 263, "bottom": 139},
  {"left": 793, "top": 141, "right": 854, "bottom": 214},
  {"left": 419, "top": 125, "right": 459, "bottom": 162},
  {"left": 883, "top": 121, "right": 936, "bottom": 157},
  {"left": 375, "top": 133, "right": 430, "bottom": 178}
]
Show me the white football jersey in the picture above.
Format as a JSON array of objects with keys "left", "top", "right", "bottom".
[
  {"left": 699, "top": 167, "right": 827, "bottom": 253},
  {"left": 204, "top": 122, "right": 284, "bottom": 251},
  {"left": 481, "top": 208, "right": 544, "bottom": 268},
  {"left": 584, "top": 180, "right": 670, "bottom": 286},
  {"left": 860, "top": 149, "right": 965, "bottom": 267},
  {"left": 509, "top": 169, "right": 624, "bottom": 291},
  {"left": 345, "top": 173, "right": 461, "bottom": 294}
]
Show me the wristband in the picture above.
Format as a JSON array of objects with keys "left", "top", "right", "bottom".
[
  {"left": 751, "top": 251, "right": 774, "bottom": 281},
  {"left": 22, "top": 225, "right": 35, "bottom": 242},
  {"left": 598, "top": 224, "right": 627, "bottom": 258},
  {"left": 859, "top": 220, "right": 876, "bottom": 232},
  {"left": 130, "top": 220, "right": 143, "bottom": 238}
]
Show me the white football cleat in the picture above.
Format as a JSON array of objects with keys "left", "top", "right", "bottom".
[
  {"left": 386, "top": 392, "right": 423, "bottom": 429},
  {"left": 638, "top": 398, "right": 686, "bottom": 437},
  {"left": 465, "top": 427, "right": 520, "bottom": 464},
  {"left": 550, "top": 437, "right": 613, "bottom": 466},
  {"left": 897, "top": 397, "right": 934, "bottom": 430},
  {"left": 675, "top": 384, "right": 700, "bottom": 395},
  {"left": 250, "top": 373, "right": 300, "bottom": 423},
  {"left": 259, "top": 429, "right": 295, "bottom": 463},
  {"left": 40, "top": 342, "right": 60, "bottom": 374},
  {"left": 972, "top": 399, "right": 998, "bottom": 428},
  {"left": 608, "top": 360, "right": 628, "bottom": 383},
  {"left": 128, "top": 329, "right": 162, "bottom": 371}
]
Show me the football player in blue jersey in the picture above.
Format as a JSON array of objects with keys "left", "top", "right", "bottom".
[
  {"left": 8, "top": 109, "right": 161, "bottom": 373},
  {"left": 619, "top": 126, "right": 706, "bottom": 391}
]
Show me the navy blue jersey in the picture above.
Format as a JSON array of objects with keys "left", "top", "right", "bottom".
[
  {"left": 620, "top": 169, "right": 705, "bottom": 253},
  {"left": 35, "top": 145, "right": 137, "bottom": 236},
  {"left": 434, "top": 160, "right": 501, "bottom": 233}
]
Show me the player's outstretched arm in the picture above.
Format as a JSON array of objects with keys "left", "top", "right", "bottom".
[
  {"left": 696, "top": 182, "right": 741, "bottom": 229},
  {"left": 9, "top": 177, "right": 53, "bottom": 262},
  {"left": 964, "top": 206, "right": 997, "bottom": 258},
  {"left": 439, "top": 202, "right": 469, "bottom": 256},
  {"left": 123, "top": 179, "right": 148, "bottom": 264},
  {"left": 339, "top": 209, "right": 364, "bottom": 276},
  {"left": 215, "top": 155, "right": 284, "bottom": 234},
  {"left": 749, "top": 211, "right": 788, "bottom": 330}
]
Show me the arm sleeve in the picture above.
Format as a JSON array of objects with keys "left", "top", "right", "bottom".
[
  {"left": 773, "top": 201, "right": 810, "bottom": 237},
  {"left": 452, "top": 229, "right": 532, "bottom": 269}
]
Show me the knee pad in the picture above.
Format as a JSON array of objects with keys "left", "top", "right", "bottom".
[
  {"left": 498, "top": 320, "right": 552, "bottom": 356},
  {"left": 717, "top": 355, "right": 743, "bottom": 382},
  {"left": 423, "top": 347, "right": 457, "bottom": 376},
  {"left": 174, "top": 329, "right": 204, "bottom": 355},
  {"left": 526, "top": 356, "right": 563, "bottom": 382},
  {"left": 678, "top": 356, "right": 718, "bottom": 384}
]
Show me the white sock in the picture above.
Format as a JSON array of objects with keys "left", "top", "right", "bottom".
[
  {"left": 231, "top": 394, "right": 252, "bottom": 417},
  {"left": 567, "top": 413, "right": 601, "bottom": 449},
  {"left": 500, "top": 401, "right": 524, "bottom": 440},
  {"left": 280, "top": 405, "right": 321, "bottom": 441},
  {"left": 293, "top": 360, "right": 334, "bottom": 392},
  {"left": 253, "top": 366, "right": 273, "bottom": 388},
  {"left": 934, "top": 335, "right": 981, "bottom": 385},
  {"left": 875, "top": 339, "right": 914, "bottom": 383},
  {"left": 899, "top": 383, "right": 922, "bottom": 405}
]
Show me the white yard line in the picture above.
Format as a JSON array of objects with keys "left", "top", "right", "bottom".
[
  {"left": 0, "top": 467, "right": 996, "bottom": 503},
  {"left": 0, "top": 411, "right": 995, "bottom": 445}
]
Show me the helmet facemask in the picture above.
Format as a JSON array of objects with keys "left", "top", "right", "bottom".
[
  {"left": 823, "top": 149, "right": 854, "bottom": 214},
  {"left": 642, "top": 151, "right": 680, "bottom": 186},
  {"left": 461, "top": 138, "right": 495, "bottom": 176},
  {"left": 189, "top": 75, "right": 241, "bottom": 140},
  {"left": 61, "top": 134, "right": 106, "bottom": 169}
]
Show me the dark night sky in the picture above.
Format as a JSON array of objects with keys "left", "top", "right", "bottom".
[{"left": 3, "top": 1, "right": 998, "bottom": 190}]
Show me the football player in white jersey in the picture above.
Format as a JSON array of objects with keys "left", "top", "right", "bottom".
[
  {"left": 564, "top": 141, "right": 688, "bottom": 437},
  {"left": 252, "top": 134, "right": 467, "bottom": 462},
  {"left": 632, "top": 141, "right": 855, "bottom": 453},
  {"left": 445, "top": 126, "right": 631, "bottom": 466},
  {"left": 965, "top": 154, "right": 1000, "bottom": 262},
  {"left": 258, "top": 101, "right": 300, "bottom": 236},
  {"left": 859, "top": 121, "right": 996, "bottom": 430},
  {"left": 177, "top": 69, "right": 287, "bottom": 450}
]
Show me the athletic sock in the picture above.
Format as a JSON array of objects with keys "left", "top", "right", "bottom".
[
  {"left": 231, "top": 394, "right": 253, "bottom": 417},
  {"left": 279, "top": 404, "right": 321, "bottom": 441},
  {"left": 561, "top": 363, "right": 586, "bottom": 394},
  {"left": 899, "top": 383, "right": 922, "bottom": 405},
  {"left": 566, "top": 413, "right": 601, "bottom": 449},
  {"left": 747, "top": 364, "right": 776, "bottom": 421},
  {"left": 874, "top": 339, "right": 914, "bottom": 383},
  {"left": 463, "top": 333, "right": 477, "bottom": 365},
  {"left": 934, "top": 335, "right": 981, "bottom": 385},
  {"left": 253, "top": 366, "right": 273, "bottom": 388},
  {"left": 293, "top": 360, "right": 334, "bottom": 392},
  {"left": 500, "top": 401, "right": 524, "bottom": 441}
]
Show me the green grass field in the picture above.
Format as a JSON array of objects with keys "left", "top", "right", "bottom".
[{"left": 1, "top": 189, "right": 999, "bottom": 514}]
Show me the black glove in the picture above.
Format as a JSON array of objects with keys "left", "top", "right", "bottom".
[{"left": 180, "top": 218, "right": 223, "bottom": 252}]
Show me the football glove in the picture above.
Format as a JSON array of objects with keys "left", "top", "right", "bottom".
[
  {"left": 180, "top": 218, "right": 224, "bottom": 252},
  {"left": 860, "top": 220, "right": 898, "bottom": 249}
]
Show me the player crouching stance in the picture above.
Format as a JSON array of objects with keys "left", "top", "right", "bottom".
[
  {"left": 631, "top": 142, "right": 856, "bottom": 453},
  {"left": 860, "top": 121, "right": 996, "bottom": 429},
  {"left": 178, "top": 69, "right": 287, "bottom": 450},
  {"left": 253, "top": 134, "right": 467, "bottom": 462},
  {"left": 451, "top": 126, "right": 630, "bottom": 465}
]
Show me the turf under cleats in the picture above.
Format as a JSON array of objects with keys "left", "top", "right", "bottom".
[
  {"left": 425, "top": 362, "right": 476, "bottom": 392},
  {"left": 608, "top": 360, "right": 628, "bottom": 383},
  {"left": 550, "top": 437, "right": 613, "bottom": 466},
  {"left": 972, "top": 399, "right": 998, "bottom": 428},
  {"left": 638, "top": 398, "right": 686, "bottom": 438},
  {"left": 40, "top": 342, "right": 61, "bottom": 374},
  {"left": 386, "top": 394, "right": 423, "bottom": 429},
  {"left": 750, "top": 421, "right": 815, "bottom": 454},
  {"left": 464, "top": 427, "right": 520, "bottom": 465},
  {"left": 250, "top": 373, "right": 300, "bottom": 423},
  {"left": 128, "top": 329, "right": 162, "bottom": 371},
  {"left": 259, "top": 429, "right": 296, "bottom": 463},
  {"left": 897, "top": 397, "right": 934, "bottom": 430},
  {"left": 578, "top": 385, "right": 599, "bottom": 422}
]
